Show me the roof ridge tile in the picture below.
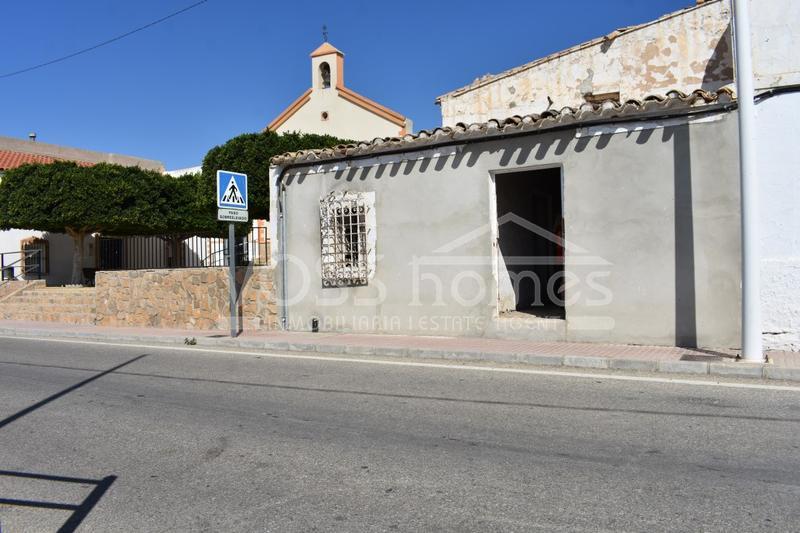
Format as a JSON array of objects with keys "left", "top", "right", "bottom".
[{"left": 271, "top": 88, "right": 736, "bottom": 166}]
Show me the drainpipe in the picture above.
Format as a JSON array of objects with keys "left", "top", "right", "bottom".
[
  {"left": 277, "top": 176, "right": 289, "bottom": 330},
  {"left": 732, "top": 0, "right": 763, "bottom": 361}
]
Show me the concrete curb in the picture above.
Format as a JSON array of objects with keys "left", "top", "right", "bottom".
[{"left": 0, "top": 326, "right": 796, "bottom": 383}]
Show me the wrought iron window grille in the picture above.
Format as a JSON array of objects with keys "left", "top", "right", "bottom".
[{"left": 320, "top": 191, "right": 373, "bottom": 287}]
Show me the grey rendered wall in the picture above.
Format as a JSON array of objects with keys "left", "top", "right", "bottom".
[
  {"left": 560, "top": 117, "right": 741, "bottom": 348},
  {"left": 277, "top": 147, "right": 495, "bottom": 336},
  {"left": 275, "top": 111, "right": 741, "bottom": 349}
]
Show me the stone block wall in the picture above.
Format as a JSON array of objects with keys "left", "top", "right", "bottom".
[{"left": 95, "top": 266, "right": 277, "bottom": 331}]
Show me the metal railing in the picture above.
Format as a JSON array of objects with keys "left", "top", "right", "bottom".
[
  {"left": 199, "top": 239, "right": 249, "bottom": 267},
  {"left": 0, "top": 249, "right": 44, "bottom": 285},
  {"left": 97, "top": 223, "right": 270, "bottom": 272}
]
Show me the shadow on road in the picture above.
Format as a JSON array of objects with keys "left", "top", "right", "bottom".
[
  {"left": 0, "top": 356, "right": 795, "bottom": 424},
  {"left": 0, "top": 354, "right": 148, "bottom": 430},
  {"left": 0, "top": 470, "right": 116, "bottom": 532}
]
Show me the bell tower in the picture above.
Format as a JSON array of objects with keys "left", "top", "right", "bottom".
[
  {"left": 311, "top": 42, "right": 344, "bottom": 91},
  {"left": 267, "top": 37, "right": 411, "bottom": 138}
]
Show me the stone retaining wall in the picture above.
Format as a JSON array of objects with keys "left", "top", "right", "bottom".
[{"left": 95, "top": 266, "right": 277, "bottom": 330}]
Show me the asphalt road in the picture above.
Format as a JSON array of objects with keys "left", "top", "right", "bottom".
[{"left": 0, "top": 336, "right": 798, "bottom": 532}]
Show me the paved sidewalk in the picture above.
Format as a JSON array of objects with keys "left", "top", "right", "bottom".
[{"left": 0, "top": 319, "right": 797, "bottom": 382}]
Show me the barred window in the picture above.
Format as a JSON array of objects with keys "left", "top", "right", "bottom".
[{"left": 320, "top": 191, "right": 375, "bottom": 287}]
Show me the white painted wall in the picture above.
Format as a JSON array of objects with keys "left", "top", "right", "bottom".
[
  {"left": 751, "top": 0, "right": 800, "bottom": 89},
  {"left": 274, "top": 49, "right": 410, "bottom": 141},
  {"left": 276, "top": 86, "right": 406, "bottom": 141},
  {"left": 165, "top": 166, "right": 201, "bottom": 177},
  {"left": 0, "top": 229, "right": 95, "bottom": 285},
  {"left": 0, "top": 229, "right": 37, "bottom": 255},
  {"left": 756, "top": 91, "right": 800, "bottom": 351},
  {"left": 0, "top": 229, "right": 41, "bottom": 280}
]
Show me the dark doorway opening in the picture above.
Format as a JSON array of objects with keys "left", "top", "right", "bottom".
[{"left": 495, "top": 168, "right": 564, "bottom": 318}]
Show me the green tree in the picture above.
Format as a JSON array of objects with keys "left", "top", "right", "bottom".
[
  {"left": 165, "top": 171, "right": 220, "bottom": 236},
  {"left": 0, "top": 161, "right": 175, "bottom": 284},
  {"left": 158, "top": 171, "right": 228, "bottom": 263},
  {"left": 201, "top": 130, "right": 351, "bottom": 220}
]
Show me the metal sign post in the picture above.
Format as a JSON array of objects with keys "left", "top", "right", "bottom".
[
  {"left": 216, "top": 170, "right": 249, "bottom": 338},
  {"left": 228, "top": 222, "right": 236, "bottom": 337}
]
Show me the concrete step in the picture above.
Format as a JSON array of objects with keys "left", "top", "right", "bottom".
[
  {"left": 1, "top": 286, "right": 97, "bottom": 324},
  {"left": 23, "top": 289, "right": 95, "bottom": 296},
  {"left": 5, "top": 288, "right": 96, "bottom": 305},
  {"left": 25, "top": 288, "right": 95, "bottom": 294},
  {"left": 0, "top": 303, "right": 97, "bottom": 314},
  {"left": 8, "top": 296, "right": 97, "bottom": 305},
  {"left": 0, "top": 311, "right": 96, "bottom": 325}
]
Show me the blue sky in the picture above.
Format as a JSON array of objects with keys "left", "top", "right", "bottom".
[{"left": 1, "top": 0, "right": 691, "bottom": 169}]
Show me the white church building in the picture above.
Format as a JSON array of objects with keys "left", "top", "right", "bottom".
[{"left": 267, "top": 42, "right": 413, "bottom": 140}]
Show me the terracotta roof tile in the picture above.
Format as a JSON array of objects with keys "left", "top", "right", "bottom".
[
  {"left": 310, "top": 42, "right": 344, "bottom": 57},
  {"left": 0, "top": 150, "right": 93, "bottom": 171},
  {"left": 271, "top": 88, "right": 734, "bottom": 166}
]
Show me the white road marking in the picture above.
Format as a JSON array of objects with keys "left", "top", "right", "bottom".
[{"left": 1, "top": 334, "right": 799, "bottom": 392}]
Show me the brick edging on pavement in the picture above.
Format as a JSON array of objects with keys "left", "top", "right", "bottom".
[{"left": 1, "top": 325, "right": 798, "bottom": 383}]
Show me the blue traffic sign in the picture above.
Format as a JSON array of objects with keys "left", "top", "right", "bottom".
[{"left": 216, "top": 170, "right": 248, "bottom": 210}]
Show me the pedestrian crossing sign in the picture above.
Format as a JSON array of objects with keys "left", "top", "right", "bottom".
[{"left": 216, "top": 170, "right": 248, "bottom": 210}]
